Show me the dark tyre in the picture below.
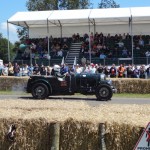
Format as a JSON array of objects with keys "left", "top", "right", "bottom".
[
  {"left": 96, "top": 84, "right": 113, "bottom": 101},
  {"left": 31, "top": 83, "right": 49, "bottom": 99}
]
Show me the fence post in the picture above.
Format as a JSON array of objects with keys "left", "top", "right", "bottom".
[
  {"left": 99, "top": 123, "right": 106, "bottom": 150},
  {"left": 51, "top": 123, "right": 60, "bottom": 150}
]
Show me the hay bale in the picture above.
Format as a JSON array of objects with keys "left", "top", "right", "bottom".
[
  {"left": 105, "top": 122, "right": 144, "bottom": 150},
  {"left": 0, "top": 76, "right": 29, "bottom": 91},
  {"left": 0, "top": 100, "right": 149, "bottom": 149},
  {"left": 60, "top": 118, "right": 99, "bottom": 150},
  {"left": 111, "top": 78, "right": 150, "bottom": 93},
  {"left": 0, "top": 118, "right": 51, "bottom": 150}
]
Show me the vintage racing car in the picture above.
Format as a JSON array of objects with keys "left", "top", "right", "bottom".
[{"left": 26, "top": 66, "right": 117, "bottom": 101}]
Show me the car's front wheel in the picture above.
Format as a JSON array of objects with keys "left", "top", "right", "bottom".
[
  {"left": 96, "top": 84, "right": 113, "bottom": 101},
  {"left": 31, "top": 83, "right": 49, "bottom": 99}
]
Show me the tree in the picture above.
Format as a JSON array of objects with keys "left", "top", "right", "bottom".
[
  {"left": 79, "top": 0, "right": 91, "bottom": 9},
  {"left": 17, "top": 27, "right": 28, "bottom": 42},
  {"left": 27, "top": 0, "right": 91, "bottom": 10},
  {"left": 0, "top": 33, "right": 15, "bottom": 62},
  {"left": 59, "top": 0, "right": 90, "bottom": 9},
  {"left": 26, "top": 0, "right": 59, "bottom": 11},
  {"left": 99, "top": 0, "right": 120, "bottom": 8}
]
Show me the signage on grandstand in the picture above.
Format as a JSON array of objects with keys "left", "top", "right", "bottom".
[{"left": 134, "top": 122, "right": 150, "bottom": 150}]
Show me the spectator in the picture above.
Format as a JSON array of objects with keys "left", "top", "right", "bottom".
[
  {"left": 74, "top": 64, "right": 83, "bottom": 74},
  {"left": 46, "top": 66, "right": 52, "bottom": 75},
  {"left": 8, "top": 62, "right": 14, "bottom": 76},
  {"left": 90, "top": 63, "right": 96, "bottom": 74},
  {"left": 122, "top": 47, "right": 128, "bottom": 58},
  {"left": 60, "top": 64, "right": 69, "bottom": 75},
  {"left": 97, "top": 64, "right": 104, "bottom": 73},
  {"left": 104, "top": 66, "right": 110, "bottom": 77},
  {"left": 81, "top": 57, "right": 86, "bottom": 65},
  {"left": 139, "top": 65, "right": 146, "bottom": 79},
  {"left": 109, "top": 64, "right": 116, "bottom": 78},
  {"left": 57, "top": 49, "right": 63, "bottom": 57},
  {"left": 27, "top": 64, "right": 34, "bottom": 76},
  {"left": 126, "top": 64, "right": 134, "bottom": 78},
  {"left": 117, "top": 40, "right": 124, "bottom": 48},
  {"left": 84, "top": 65, "right": 91, "bottom": 73},
  {"left": 21, "top": 64, "right": 28, "bottom": 76},
  {"left": 145, "top": 50, "right": 150, "bottom": 57},
  {"left": 40, "top": 65, "right": 47, "bottom": 75},
  {"left": 138, "top": 37, "right": 144, "bottom": 47},
  {"left": 146, "top": 65, "right": 150, "bottom": 78},
  {"left": 13, "top": 62, "right": 20, "bottom": 76},
  {"left": 133, "top": 65, "right": 140, "bottom": 78},
  {"left": 99, "top": 53, "right": 106, "bottom": 59},
  {"left": 33, "top": 64, "right": 40, "bottom": 75},
  {"left": 2, "top": 64, "right": 8, "bottom": 76},
  {"left": 117, "top": 64, "right": 125, "bottom": 78}
]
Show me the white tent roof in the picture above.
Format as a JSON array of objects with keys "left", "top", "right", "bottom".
[
  {"left": 8, "top": 11, "right": 53, "bottom": 27},
  {"left": 8, "top": 8, "right": 132, "bottom": 27},
  {"left": 48, "top": 9, "right": 92, "bottom": 26},
  {"left": 89, "top": 8, "right": 130, "bottom": 25},
  {"left": 7, "top": 7, "right": 150, "bottom": 37},
  {"left": 130, "top": 7, "right": 150, "bottom": 23}
]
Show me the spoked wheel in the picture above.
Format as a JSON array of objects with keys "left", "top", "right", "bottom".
[
  {"left": 31, "top": 83, "right": 49, "bottom": 99},
  {"left": 96, "top": 84, "right": 113, "bottom": 101}
]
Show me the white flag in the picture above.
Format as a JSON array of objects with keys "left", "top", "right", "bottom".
[{"left": 61, "top": 57, "right": 64, "bottom": 65}]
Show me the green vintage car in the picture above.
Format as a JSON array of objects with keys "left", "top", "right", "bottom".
[{"left": 26, "top": 70, "right": 117, "bottom": 101}]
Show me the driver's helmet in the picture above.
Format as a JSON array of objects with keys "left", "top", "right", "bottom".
[{"left": 53, "top": 65, "right": 61, "bottom": 73}]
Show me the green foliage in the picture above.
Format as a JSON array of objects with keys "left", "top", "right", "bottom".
[
  {"left": 59, "top": 0, "right": 90, "bottom": 9},
  {"left": 26, "top": 0, "right": 59, "bottom": 10},
  {"left": 26, "top": 0, "right": 91, "bottom": 10},
  {"left": 99, "top": 0, "right": 120, "bottom": 8},
  {"left": 0, "top": 33, "right": 15, "bottom": 62},
  {"left": 17, "top": 27, "right": 28, "bottom": 42}
]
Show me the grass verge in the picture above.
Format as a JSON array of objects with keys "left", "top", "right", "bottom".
[{"left": 0, "top": 91, "right": 150, "bottom": 98}]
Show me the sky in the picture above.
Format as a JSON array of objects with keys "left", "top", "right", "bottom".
[{"left": 1, "top": 0, "right": 150, "bottom": 43}]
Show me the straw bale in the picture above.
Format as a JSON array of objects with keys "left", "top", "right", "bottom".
[
  {"left": 105, "top": 122, "right": 144, "bottom": 150},
  {"left": 0, "top": 76, "right": 29, "bottom": 91},
  {"left": 111, "top": 78, "right": 150, "bottom": 93},
  {"left": 60, "top": 118, "right": 99, "bottom": 150},
  {"left": 0, "top": 100, "right": 150, "bottom": 126},
  {"left": 0, "top": 118, "right": 51, "bottom": 150},
  {"left": 0, "top": 100, "right": 150, "bottom": 149}
]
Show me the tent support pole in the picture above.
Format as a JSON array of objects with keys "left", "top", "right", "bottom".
[
  {"left": 130, "top": 16, "right": 134, "bottom": 64},
  {"left": 93, "top": 19, "right": 96, "bottom": 35},
  {"left": 47, "top": 19, "right": 50, "bottom": 66},
  {"left": 58, "top": 20, "right": 62, "bottom": 39},
  {"left": 88, "top": 18, "right": 91, "bottom": 64},
  {"left": 7, "top": 21, "right": 10, "bottom": 62}
]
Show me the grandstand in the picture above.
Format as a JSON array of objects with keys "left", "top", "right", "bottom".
[{"left": 8, "top": 7, "right": 150, "bottom": 66}]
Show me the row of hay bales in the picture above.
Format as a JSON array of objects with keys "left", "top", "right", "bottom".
[
  {"left": 0, "top": 118, "right": 143, "bottom": 150},
  {"left": 0, "top": 76, "right": 150, "bottom": 93}
]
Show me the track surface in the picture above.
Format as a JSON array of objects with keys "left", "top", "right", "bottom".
[{"left": 1, "top": 94, "right": 150, "bottom": 106}]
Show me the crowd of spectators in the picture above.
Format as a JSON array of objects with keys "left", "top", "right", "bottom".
[
  {"left": 15, "top": 32, "right": 150, "bottom": 65},
  {"left": 16, "top": 36, "right": 71, "bottom": 61},
  {"left": 80, "top": 32, "right": 150, "bottom": 60},
  {"left": 0, "top": 61, "right": 150, "bottom": 79}
]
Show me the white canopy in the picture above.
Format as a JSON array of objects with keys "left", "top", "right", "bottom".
[{"left": 8, "top": 7, "right": 150, "bottom": 38}]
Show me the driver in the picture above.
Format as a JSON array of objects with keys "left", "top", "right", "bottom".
[{"left": 51, "top": 64, "right": 65, "bottom": 78}]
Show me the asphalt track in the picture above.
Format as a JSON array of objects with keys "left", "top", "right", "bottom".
[{"left": 0, "top": 94, "right": 150, "bottom": 106}]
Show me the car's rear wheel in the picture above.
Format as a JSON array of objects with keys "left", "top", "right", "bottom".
[
  {"left": 31, "top": 83, "right": 49, "bottom": 99},
  {"left": 96, "top": 84, "right": 113, "bottom": 101}
]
